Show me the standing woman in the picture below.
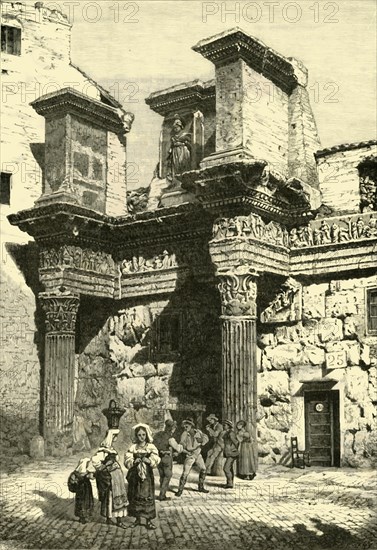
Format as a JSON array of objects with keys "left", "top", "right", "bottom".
[
  {"left": 124, "top": 423, "right": 160, "bottom": 530},
  {"left": 236, "top": 420, "right": 257, "bottom": 480},
  {"left": 91, "top": 429, "right": 128, "bottom": 527}
]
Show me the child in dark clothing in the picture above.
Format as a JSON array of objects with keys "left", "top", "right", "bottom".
[{"left": 68, "top": 458, "right": 95, "bottom": 524}]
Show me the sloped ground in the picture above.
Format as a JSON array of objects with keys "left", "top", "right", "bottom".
[{"left": 0, "top": 456, "right": 376, "bottom": 550}]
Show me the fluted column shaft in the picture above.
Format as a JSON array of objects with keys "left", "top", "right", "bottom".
[
  {"left": 217, "top": 267, "right": 258, "bottom": 465},
  {"left": 39, "top": 291, "right": 80, "bottom": 440}
]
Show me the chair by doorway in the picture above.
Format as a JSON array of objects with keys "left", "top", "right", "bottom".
[{"left": 291, "top": 436, "right": 310, "bottom": 469}]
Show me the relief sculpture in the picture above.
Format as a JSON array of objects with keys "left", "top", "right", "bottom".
[
  {"left": 260, "top": 277, "right": 302, "bottom": 323},
  {"left": 290, "top": 213, "right": 377, "bottom": 248},
  {"left": 212, "top": 213, "right": 289, "bottom": 247},
  {"left": 120, "top": 250, "right": 177, "bottom": 275},
  {"left": 39, "top": 246, "right": 116, "bottom": 275}
]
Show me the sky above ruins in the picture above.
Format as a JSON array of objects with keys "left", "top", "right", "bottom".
[{"left": 45, "top": 1, "right": 377, "bottom": 189}]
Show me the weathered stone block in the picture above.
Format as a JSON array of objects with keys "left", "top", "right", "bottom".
[
  {"left": 344, "top": 402, "right": 361, "bottom": 431},
  {"left": 344, "top": 341, "right": 361, "bottom": 365},
  {"left": 345, "top": 368, "right": 368, "bottom": 402},
  {"left": 157, "top": 363, "right": 174, "bottom": 377},
  {"left": 264, "top": 404, "right": 291, "bottom": 432},
  {"left": 29, "top": 436, "right": 45, "bottom": 459},
  {"left": 258, "top": 333, "right": 276, "bottom": 348},
  {"left": 117, "top": 377, "right": 145, "bottom": 402},
  {"left": 145, "top": 376, "right": 169, "bottom": 401},
  {"left": 302, "top": 284, "right": 326, "bottom": 319},
  {"left": 368, "top": 367, "right": 377, "bottom": 402},
  {"left": 318, "top": 318, "right": 343, "bottom": 343},
  {"left": 302, "top": 344, "right": 325, "bottom": 366},
  {"left": 264, "top": 344, "right": 303, "bottom": 369}
]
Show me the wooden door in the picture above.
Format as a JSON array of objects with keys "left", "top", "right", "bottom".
[{"left": 305, "top": 391, "right": 340, "bottom": 467}]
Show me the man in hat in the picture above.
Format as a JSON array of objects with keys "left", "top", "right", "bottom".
[
  {"left": 176, "top": 418, "right": 209, "bottom": 497},
  {"left": 222, "top": 420, "right": 240, "bottom": 489},
  {"left": 153, "top": 419, "right": 185, "bottom": 501},
  {"left": 205, "top": 414, "right": 224, "bottom": 474}
]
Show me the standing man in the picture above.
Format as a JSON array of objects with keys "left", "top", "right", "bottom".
[
  {"left": 176, "top": 419, "right": 209, "bottom": 496},
  {"left": 153, "top": 419, "right": 185, "bottom": 501},
  {"left": 205, "top": 414, "right": 224, "bottom": 475},
  {"left": 222, "top": 420, "right": 240, "bottom": 489}
]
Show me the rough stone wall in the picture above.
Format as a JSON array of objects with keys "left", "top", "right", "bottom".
[
  {"left": 317, "top": 144, "right": 377, "bottom": 214},
  {"left": 257, "top": 275, "right": 377, "bottom": 467},
  {"left": 73, "top": 284, "right": 222, "bottom": 453}
]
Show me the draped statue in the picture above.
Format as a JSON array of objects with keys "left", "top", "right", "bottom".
[{"left": 166, "top": 114, "right": 191, "bottom": 185}]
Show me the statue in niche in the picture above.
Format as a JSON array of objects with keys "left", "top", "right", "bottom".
[{"left": 166, "top": 114, "right": 191, "bottom": 186}]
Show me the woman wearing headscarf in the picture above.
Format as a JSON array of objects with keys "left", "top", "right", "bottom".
[
  {"left": 124, "top": 423, "right": 160, "bottom": 530},
  {"left": 90, "top": 428, "right": 128, "bottom": 527},
  {"left": 67, "top": 457, "right": 95, "bottom": 524}
]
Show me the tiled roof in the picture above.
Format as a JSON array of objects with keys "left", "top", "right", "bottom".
[{"left": 315, "top": 140, "right": 377, "bottom": 158}]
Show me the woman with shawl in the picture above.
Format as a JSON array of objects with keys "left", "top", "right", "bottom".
[
  {"left": 124, "top": 423, "right": 160, "bottom": 529},
  {"left": 67, "top": 457, "right": 95, "bottom": 524},
  {"left": 91, "top": 429, "right": 128, "bottom": 527}
]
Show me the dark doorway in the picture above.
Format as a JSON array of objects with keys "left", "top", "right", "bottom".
[{"left": 304, "top": 390, "right": 340, "bottom": 467}]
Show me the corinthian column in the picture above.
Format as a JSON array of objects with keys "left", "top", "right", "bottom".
[
  {"left": 217, "top": 266, "right": 258, "bottom": 451},
  {"left": 39, "top": 290, "right": 80, "bottom": 442}
]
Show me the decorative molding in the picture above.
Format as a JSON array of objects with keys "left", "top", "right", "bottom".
[
  {"left": 212, "top": 213, "right": 289, "bottom": 248},
  {"left": 260, "top": 277, "right": 302, "bottom": 323},
  {"left": 30, "top": 87, "right": 134, "bottom": 137},
  {"left": 39, "top": 291, "right": 80, "bottom": 334},
  {"left": 217, "top": 266, "right": 258, "bottom": 318},
  {"left": 289, "top": 213, "right": 377, "bottom": 248},
  {"left": 145, "top": 79, "right": 215, "bottom": 117}
]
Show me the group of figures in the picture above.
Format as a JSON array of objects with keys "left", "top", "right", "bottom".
[
  {"left": 211, "top": 213, "right": 377, "bottom": 250},
  {"left": 212, "top": 213, "right": 290, "bottom": 248},
  {"left": 68, "top": 414, "right": 256, "bottom": 530},
  {"left": 40, "top": 245, "right": 116, "bottom": 275},
  {"left": 289, "top": 215, "right": 377, "bottom": 248},
  {"left": 120, "top": 250, "right": 177, "bottom": 275}
]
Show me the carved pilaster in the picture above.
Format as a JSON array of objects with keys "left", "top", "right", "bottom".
[
  {"left": 39, "top": 291, "right": 80, "bottom": 441},
  {"left": 217, "top": 267, "right": 258, "bottom": 469}
]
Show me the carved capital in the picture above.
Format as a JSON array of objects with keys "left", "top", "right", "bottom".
[
  {"left": 39, "top": 291, "right": 80, "bottom": 334},
  {"left": 217, "top": 266, "right": 258, "bottom": 318}
]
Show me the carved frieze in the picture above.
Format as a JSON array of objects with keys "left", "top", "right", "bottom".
[
  {"left": 39, "top": 291, "right": 80, "bottom": 334},
  {"left": 217, "top": 267, "right": 258, "bottom": 318},
  {"left": 290, "top": 213, "right": 377, "bottom": 248},
  {"left": 39, "top": 245, "right": 116, "bottom": 275},
  {"left": 358, "top": 155, "right": 377, "bottom": 213},
  {"left": 212, "top": 213, "right": 289, "bottom": 248},
  {"left": 120, "top": 250, "right": 177, "bottom": 276},
  {"left": 260, "top": 277, "right": 302, "bottom": 324}
]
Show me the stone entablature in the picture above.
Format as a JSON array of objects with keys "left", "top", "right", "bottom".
[{"left": 145, "top": 79, "right": 215, "bottom": 117}]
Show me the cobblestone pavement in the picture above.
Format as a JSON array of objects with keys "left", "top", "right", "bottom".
[{"left": 0, "top": 455, "right": 376, "bottom": 550}]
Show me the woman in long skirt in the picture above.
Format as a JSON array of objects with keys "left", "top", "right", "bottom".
[
  {"left": 91, "top": 429, "right": 128, "bottom": 527},
  {"left": 68, "top": 457, "right": 94, "bottom": 523},
  {"left": 124, "top": 423, "right": 160, "bottom": 530},
  {"left": 236, "top": 420, "right": 257, "bottom": 480}
]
